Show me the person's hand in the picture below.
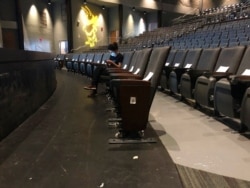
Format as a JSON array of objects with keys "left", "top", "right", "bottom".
[{"left": 106, "top": 60, "right": 113, "bottom": 66}]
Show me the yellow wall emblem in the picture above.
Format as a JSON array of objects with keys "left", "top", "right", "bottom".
[{"left": 81, "top": 6, "right": 98, "bottom": 47}]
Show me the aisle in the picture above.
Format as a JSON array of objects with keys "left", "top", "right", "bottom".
[
  {"left": 0, "top": 70, "right": 182, "bottom": 188},
  {"left": 150, "top": 91, "right": 250, "bottom": 181}
]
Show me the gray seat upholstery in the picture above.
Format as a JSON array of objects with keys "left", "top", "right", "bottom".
[
  {"left": 81, "top": 53, "right": 95, "bottom": 75},
  {"left": 110, "top": 46, "right": 171, "bottom": 134},
  {"left": 214, "top": 46, "right": 250, "bottom": 118},
  {"left": 162, "top": 49, "right": 187, "bottom": 92},
  {"left": 79, "top": 53, "right": 88, "bottom": 74},
  {"left": 168, "top": 48, "right": 202, "bottom": 94},
  {"left": 160, "top": 49, "right": 176, "bottom": 90},
  {"left": 180, "top": 48, "right": 221, "bottom": 100},
  {"left": 241, "top": 88, "right": 250, "bottom": 131},
  {"left": 72, "top": 54, "right": 80, "bottom": 73},
  {"left": 194, "top": 46, "right": 246, "bottom": 108},
  {"left": 54, "top": 54, "right": 65, "bottom": 69},
  {"left": 65, "top": 53, "right": 74, "bottom": 71},
  {"left": 86, "top": 53, "right": 103, "bottom": 77}
]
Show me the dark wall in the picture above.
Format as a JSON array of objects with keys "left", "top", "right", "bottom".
[{"left": 0, "top": 49, "right": 56, "bottom": 140}]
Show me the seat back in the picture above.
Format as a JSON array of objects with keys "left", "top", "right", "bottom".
[
  {"left": 72, "top": 54, "right": 80, "bottom": 72},
  {"left": 87, "top": 53, "right": 103, "bottom": 77},
  {"left": 131, "top": 48, "right": 152, "bottom": 77},
  {"left": 182, "top": 48, "right": 202, "bottom": 69},
  {"left": 120, "top": 51, "right": 134, "bottom": 70},
  {"left": 171, "top": 49, "right": 188, "bottom": 68},
  {"left": 168, "top": 48, "right": 202, "bottom": 93},
  {"left": 101, "top": 52, "right": 110, "bottom": 64},
  {"left": 195, "top": 47, "right": 221, "bottom": 71},
  {"left": 160, "top": 49, "right": 177, "bottom": 90},
  {"left": 65, "top": 53, "right": 74, "bottom": 71},
  {"left": 213, "top": 46, "right": 246, "bottom": 74},
  {"left": 82, "top": 53, "right": 95, "bottom": 74},
  {"left": 236, "top": 46, "right": 250, "bottom": 75},
  {"left": 164, "top": 49, "right": 177, "bottom": 67},
  {"left": 126, "top": 50, "right": 141, "bottom": 72},
  {"left": 79, "top": 53, "right": 88, "bottom": 74},
  {"left": 241, "top": 88, "right": 250, "bottom": 129},
  {"left": 144, "top": 46, "right": 171, "bottom": 106}
]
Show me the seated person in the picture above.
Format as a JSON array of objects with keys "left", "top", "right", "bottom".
[{"left": 84, "top": 42, "right": 124, "bottom": 97}]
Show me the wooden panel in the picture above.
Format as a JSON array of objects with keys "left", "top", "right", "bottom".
[{"left": 2, "top": 28, "right": 19, "bottom": 49}]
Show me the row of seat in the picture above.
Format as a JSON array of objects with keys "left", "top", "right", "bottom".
[
  {"left": 160, "top": 45, "right": 250, "bottom": 132},
  {"left": 54, "top": 46, "right": 171, "bottom": 139},
  {"left": 54, "top": 44, "right": 250, "bottom": 134}
]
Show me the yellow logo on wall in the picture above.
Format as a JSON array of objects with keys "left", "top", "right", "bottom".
[{"left": 81, "top": 6, "right": 98, "bottom": 47}]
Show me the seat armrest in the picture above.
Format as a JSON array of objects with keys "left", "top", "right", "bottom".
[
  {"left": 172, "top": 68, "right": 191, "bottom": 79},
  {"left": 203, "top": 72, "right": 232, "bottom": 80},
  {"left": 107, "top": 68, "right": 128, "bottom": 73},
  {"left": 231, "top": 75, "right": 250, "bottom": 84},
  {"left": 230, "top": 76, "right": 250, "bottom": 102},
  {"left": 111, "top": 79, "right": 151, "bottom": 87},
  {"left": 91, "top": 62, "right": 106, "bottom": 66},
  {"left": 187, "top": 69, "right": 207, "bottom": 77},
  {"left": 110, "top": 73, "right": 142, "bottom": 80}
]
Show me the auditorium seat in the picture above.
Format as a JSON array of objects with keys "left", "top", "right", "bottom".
[
  {"left": 81, "top": 53, "right": 95, "bottom": 75},
  {"left": 106, "top": 51, "right": 134, "bottom": 74},
  {"left": 168, "top": 48, "right": 202, "bottom": 95},
  {"left": 72, "top": 54, "right": 80, "bottom": 73},
  {"left": 79, "top": 53, "right": 88, "bottom": 74},
  {"left": 241, "top": 88, "right": 250, "bottom": 131},
  {"left": 214, "top": 46, "right": 250, "bottom": 122},
  {"left": 65, "top": 54, "right": 74, "bottom": 71},
  {"left": 109, "top": 46, "right": 171, "bottom": 138},
  {"left": 107, "top": 48, "right": 152, "bottom": 101},
  {"left": 86, "top": 53, "right": 103, "bottom": 77},
  {"left": 159, "top": 49, "right": 176, "bottom": 91},
  {"left": 109, "top": 48, "right": 152, "bottom": 80},
  {"left": 162, "top": 49, "right": 187, "bottom": 92},
  {"left": 194, "top": 46, "right": 246, "bottom": 110},
  {"left": 54, "top": 54, "right": 65, "bottom": 69},
  {"left": 180, "top": 48, "right": 221, "bottom": 100},
  {"left": 98, "top": 51, "right": 135, "bottom": 91}
]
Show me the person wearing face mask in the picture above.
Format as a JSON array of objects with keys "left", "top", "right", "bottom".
[{"left": 84, "top": 42, "right": 123, "bottom": 97}]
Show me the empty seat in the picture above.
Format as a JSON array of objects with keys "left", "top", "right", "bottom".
[
  {"left": 214, "top": 46, "right": 250, "bottom": 120},
  {"left": 241, "top": 88, "right": 250, "bottom": 131},
  {"left": 72, "top": 54, "right": 80, "bottom": 73},
  {"left": 162, "top": 49, "right": 188, "bottom": 92},
  {"left": 194, "top": 46, "right": 246, "bottom": 109},
  {"left": 159, "top": 49, "right": 176, "bottom": 91},
  {"left": 81, "top": 53, "right": 95, "bottom": 75},
  {"left": 54, "top": 54, "right": 65, "bottom": 69},
  {"left": 79, "top": 53, "right": 88, "bottom": 74},
  {"left": 168, "top": 48, "right": 202, "bottom": 94},
  {"left": 180, "top": 48, "right": 221, "bottom": 100},
  {"left": 65, "top": 54, "right": 74, "bottom": 71},
  {"left": 86, "top": 53, "right": 103, "bottom": 77},
  {"left": 109, "top": 46, "right": 171, "bottom": 137}
]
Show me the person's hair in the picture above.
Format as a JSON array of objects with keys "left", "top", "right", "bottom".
[{"left": 108, "top": 42, "right": 118, "bottom": 51}]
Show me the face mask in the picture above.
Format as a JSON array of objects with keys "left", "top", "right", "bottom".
[{"left": 110, "top": 52, "right": 117, "bottom": 57}]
